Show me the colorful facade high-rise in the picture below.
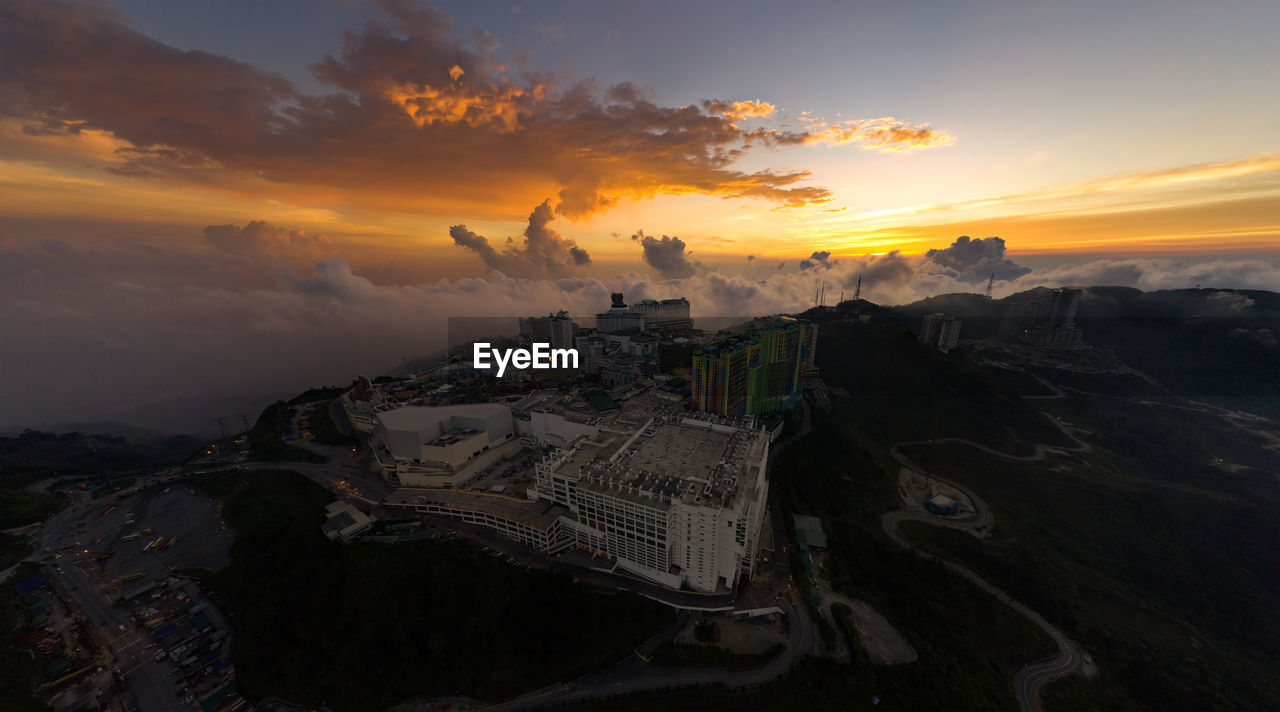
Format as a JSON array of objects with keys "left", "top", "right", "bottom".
[{"left": 692, "top": 317, "right": 818, "bottom": 416}]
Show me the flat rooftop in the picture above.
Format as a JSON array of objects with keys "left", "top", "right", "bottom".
[
  {"left": 559, "top": 413, "right": 768, "bottom": 510},
  {"left": 428, "top": 427, "right": 480, "bottom": 446},
  {"left": 376, "top": 403, "right": 509, "bottom": 431},
  {"left": 793, "top": 514, "right": 828, "bottom": 549}
]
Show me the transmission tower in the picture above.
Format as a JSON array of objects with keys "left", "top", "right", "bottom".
[
  {"left": 854, "top": 272, "right": 862, "bottom": 301},
  {"left": 984, "top": 272, "right": 995, "bottom": 299}
]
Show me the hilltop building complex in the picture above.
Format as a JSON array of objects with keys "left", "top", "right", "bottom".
[
  {"left": 382, "top": 391, "right": 772, "bottom": 594},
  {"left": 999, "top": 287, "right": 1084, "bottom": 346}
]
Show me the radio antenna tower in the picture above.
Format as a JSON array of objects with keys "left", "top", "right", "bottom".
[{"left": 984, "top": 272, "right": 995, "bottom": 299}]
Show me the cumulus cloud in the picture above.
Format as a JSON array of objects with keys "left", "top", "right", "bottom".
[
  {"left": 0, "top": 0, "right": 958, "bottom": 220},
  {"left": 923, "top": 235, "right": 1032, "bottom": 283},
  {"left": 1022, "top": 257, "right": 1280, "bottom": 294},
  {"left": 799, "top": 250, "right": 834, "bottom": 271},
  {"left": 633, "top": 231, "right": 698, "bottom": 279},
  {"left": 203, "top": 220, "right": 335, "bottom": 270},
  {"left": 449, "top": 200, "right": 591, "bottom": 277},
  {"left": 2, "top": 220, "right": 1276, "bottom": 434}
]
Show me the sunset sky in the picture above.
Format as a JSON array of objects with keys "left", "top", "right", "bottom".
[{"left": 2, "top": 0, "right": 1278, "bottom": 430}]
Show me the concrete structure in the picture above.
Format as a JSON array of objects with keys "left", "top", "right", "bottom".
[
  {"left": 372, "top": 404, "right": 521, "bottom": 487},
  {"left": 321, "top": 501, "right": 373, "bottom": 542},
  {"left": 924, "top": 494, "right": 959, "bottom": 516},
  {"left": 920, "top": 313, "right": 945, "bottom": 346},
  {"left": 937, "top": 317, "right": 962, "bottom": 353},
  {"left": 596, "top": 292, "right": 645, "bottom": 334},
  {"left": 793, "top": 515, "right": 828, "bottom": 549},
  {"left": 692, "top": 317, "right": 817, "bottom": 417},
  {"left": 632, "top": 297, "right": 693, "bottom": 332},
  {"left": 1048, "top": 287, "right": 1082, "bottom": 325},
  {"left": 385, "top": 489, "right": 572, "bottom": 553},
  {"left": 341, "top": 376, "right": 384, "bottom": 433},
  {"left": 999, "top": 300, "right": 1047, "bottom": 337},
  {"left": 920, "top": 313, "right": 961, "bottom": 352},
  {"left": 999, "top": 287, "right": 1084, "bottom": 345},
  {"left": 603, "top": 329, "right": 657, "bottom": 357},
  {"left": 377, "top": 390, "right": 773, "bottom": 595},
  {"left": 519, "top": 311, "right": 576, "bottom": 349},
  {"left": 530, "top": 409, "right": 772, "bottom": 593}
]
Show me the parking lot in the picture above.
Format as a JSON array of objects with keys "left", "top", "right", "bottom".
[
  {"left": 464, "top": 449, "right": 539, "bottom": 497},
  {"left": 33, "top": 482, "right": 245, "bottom": 712}
]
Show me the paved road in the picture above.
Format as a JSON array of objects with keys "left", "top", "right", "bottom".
[
  {"left": 884, "top": 433, "right": 1089, "bottom": 712},
  {"left": 489, "top": 596, "right": 813, "bottom": 710}
]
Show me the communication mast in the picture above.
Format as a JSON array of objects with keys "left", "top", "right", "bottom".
[{"left": 854, "top": 272, "right": 862, "bottom": 301}]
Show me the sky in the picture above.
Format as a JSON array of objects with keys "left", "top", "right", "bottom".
[{"left": 1, "top": 0, "right": 1278, "bottom": 432}]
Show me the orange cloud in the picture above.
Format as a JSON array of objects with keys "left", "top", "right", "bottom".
[
  {"left": 703, "top": 99, "right": 777, "bottom": 120},
  {"left": 0, "top": 0, "right": 952, "bottom": 224},
  {"left": 801, "top": 117, "right": 955, "bottom": 151},
  {"left": 386, "top": 82, "right": 531, "bottom": 131}
]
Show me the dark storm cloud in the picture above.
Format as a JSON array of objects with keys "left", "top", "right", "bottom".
[
  {"left": 923, "top": 235, "right": 1031, "bottom": 283},
  {"left": 449, "top": 200, "right": 591, "bottom": 277},
  {"left": 633, "top": 231, "right": 697, "bottom": 279},
  {"left": 798, "top": 250, "right": 833, "bottom": 270}
]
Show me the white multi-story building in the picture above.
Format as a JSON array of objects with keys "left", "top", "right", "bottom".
[
  {"left": 632, "top": 297, "right": 693, "bottom": 331},
  {"left": 530, "top": 409, "right": 770, "bottom": 593},
  {"left": 596, "top": 292, "right": 645, "bottom": 334},
  {"left": 379, "top": 392, "right": 772, "bottom": 594}
]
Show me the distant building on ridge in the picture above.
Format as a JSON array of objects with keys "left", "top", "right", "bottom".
[
  {"left": 920, "top": 313, "right": 962, "bottom": 353},
  {"left": 999, "top": 287, "right": 1083, "bottom": 346}
]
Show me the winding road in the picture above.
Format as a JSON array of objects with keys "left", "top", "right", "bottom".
[{"left": 882, "top": 390, "right": 1093, "bottom": 712}]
